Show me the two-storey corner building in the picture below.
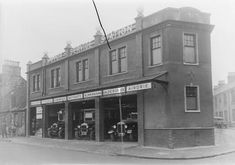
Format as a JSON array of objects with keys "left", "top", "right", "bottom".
[
  {"left": 26, "top": 7, "right": 214, "bottom": 148},
  {"left": 213, "top": 73, "right": 235, "bottom": 127}
]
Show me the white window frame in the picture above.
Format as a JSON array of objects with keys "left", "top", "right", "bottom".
[
  {"left": 183, "top": 32, "right": 199, "bottom": 65},
  {"left": 32, "top": 73, "right": 40, "bottom": 92},
  {"left": 50, "top": 67, "right": 61, "bottom": 89},
  {"left": 109, "top": 45, "right": 128, "bottom": 75},
  {"left": 149, "top": 34, "right": 163, "bottom": 67},
  {"left": 184, "top": 85, "right": 200, "bottom": 112}
]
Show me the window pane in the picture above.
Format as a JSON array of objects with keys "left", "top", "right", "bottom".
[
  {"left": 184, "top": 47, "right": 196, "bottom": 63},
  {"left": 186, "top": 97, "right": 197, "bottom": 110},
  {"left": 110, "top": 50, "right": 118, "bottom": 74},
  {"left": 120, "top": 57, "right": 127, "bottom": 72},
  {"left": 152, "top": 48, "right": 162, "bottom": 65},
  {"left": 112, "top": 60, "right": 118, "bottom": 74},
  {"left": 184, "top": 34, "right": 196, "bottom": 64},
  {"left": 119, "top": 47, "right": 127, "bottom": 72},
  {"left": 151, "top": 36, "right": 161, "bottom": 65},
  {"left": 186, "top": 86, "right": 198, "bottom": 110},
  {"left": 37, "top": 74, "right": 40, "bottom": 91},
  {"left": 83, "top": 59, "right": 89, "bottom": 81},
  {"left": 33, "top": 75, "right": 36, "bottom": 91},
  {"left": 51, "top": 70, "right": 54, "bottom": 88},
  {"left": 56, "top": 68, "right": 60, "bottom": 87}
]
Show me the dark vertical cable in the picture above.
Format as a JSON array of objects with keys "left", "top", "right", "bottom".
[{"left": 92, "top": 0, "right": 111, "bottom": 50}]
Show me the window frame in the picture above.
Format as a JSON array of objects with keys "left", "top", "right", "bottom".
[
  {"left": 50, "top": 67, "right": 61, "bottom": 89},
  {"left": 183, "top": 32, "right": 199, "bottom": 65},
  {"left": 76, "top": 59, "right": 89, "bottom": 83},
  {"left": 184, "top": 85, "right": 200, "bottom": 112},
  {"left": 150, "top": 35, "right": 162, "bottom": 66},
  {"left": 109, "top": 46, "right": 127, "bottom": 75},
  {"left": 32, "top": 73, "right": 40, "bottom": 92}
]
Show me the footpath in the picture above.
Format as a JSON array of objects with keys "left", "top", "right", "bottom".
[{"left": 4, "top": 128, "right": 235, "bottom": 160}]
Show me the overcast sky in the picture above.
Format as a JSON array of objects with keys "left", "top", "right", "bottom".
[{"left": 0, "top": 0, "right": 235, "bottom": 86}]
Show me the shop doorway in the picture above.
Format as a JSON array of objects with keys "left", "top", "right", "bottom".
[
  {"left": 30, "top": 107, "right": 42, "bottom": 137},
  {"left": 47, "top": 104, "right": 65, "bottom": 139},
  {"left": 103, "top": 94, "right": 138, "bottom": 142},
  {"left": 71, "top": 100, "right": 96, "bottom": 140}
]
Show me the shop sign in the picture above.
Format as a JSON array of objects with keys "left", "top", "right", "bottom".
[
  {"left": 103, "top": 87, "right": 125, "bottom": 95},
  {"left": 36, "top": 107, "right": 42, "bottom": 113},
  {"left": 126, "top": 82, "right": 152, "bottom": 92},
  {"left": 36, "top": 107, "right": 42, "bottom": 119},
  {"left": 53, "top": 96, "right": 67, "bottom": 103},
  {"left": 67, "top": 94, "right": 83, "bottom": 101},
  {"left": 31, "top": 100, "right": 41, "bottom": 106},
  {"left": 41, "top": 99, "right": 53, "bottom": 104},
  {"left": 84, "top": 90, "right": 102, "bottom": 98}
]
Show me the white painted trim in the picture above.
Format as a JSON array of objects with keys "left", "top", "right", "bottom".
[
  {"left": 182, "top": 32, "right": 199, "bottom": 65},
  {"left": 149, "top": 32, "right": 163, "bottom": 66},
  {"left": 184, "top": 85, "right": 200, "bottom": 112}
]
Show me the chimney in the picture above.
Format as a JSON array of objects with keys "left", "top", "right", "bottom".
[
  {"left": 42, "top": 52, "right": 49, "bottom": 66},
  {"left": 94, "top": 30, "right": 102, "bottom": 46},
  {"left": 27, "top": 61, "right": 32, "bottom": 72},
  {"left": 135, "top": 7, "right": 144, "bottom": 31},
  {"left": 64, "top": 41, "right": 72, "bottom": 56}
]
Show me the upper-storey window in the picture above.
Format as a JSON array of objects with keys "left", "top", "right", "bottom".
[
  {"left": 51, "top": 67, "right": 61, "bottom": 88},
  {"left": 183, "top": 33, "right": 198, "bottom": 64},
  {"left": 76, "top": 59, "right": 89, "bottom": 82},
  {"left": 150, "top": 35, "right": 162, "bottom": 66},
  {"left": 32, "top": 74, "right": 40, "bottom": 92},
  {"left": 110, "top": 46, "right": 127, "bottom": 75},
  {"left": 185, "top": 85, "right": 200, "bottom": 112}
]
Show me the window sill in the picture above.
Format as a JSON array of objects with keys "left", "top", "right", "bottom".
[
  {"left": 31, "top": 91, "right": 41, "bottom": 94},
  {"left": 107, "top": 71, "right": 128, "bottom": 77},
  {"left": 183, "top": 62, "right": 199, "bottom": 66},
  {"left": 74, "top": 79, "right": 91, "bottom": 85},
  {"left": 185, "top": 109, "right": 200, "bottom": 113},
  {"left": 49, "top": 86, "right": 62, "bottom": 90},
  {"left": 148, "top": 63, "right": 163, "bottom": 68}
]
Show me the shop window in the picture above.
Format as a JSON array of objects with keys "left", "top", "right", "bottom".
[
  {"left": 110, "top": 47, "right": 127, "bottom": 75},
  {"left": 185, "top": 86, "right": 200, "bottom": 112},
  {"left": 183, "top": 33, "right": 198, "bottom": 64},
  {"left": 32, "top": 74, "right": 40, "bottom": 92},
  {"left": 150, "top": 35, "right": 162, "bottom": 66},
  {"left": 51, "top": 67, "right": 61, "bottom": 88},
  {"left": 76, "top": 59, "right": 89, "bottom": 82}
]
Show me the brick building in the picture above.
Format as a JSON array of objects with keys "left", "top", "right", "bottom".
[
  {"left": 0, "top": 60, "right": 26, "bottom": 136},
  {"left": 27, "top": 7, "right": 214, "bottom": 148},
  {"left": 213, "top": 73, "right": 235, "bottom": 126}
]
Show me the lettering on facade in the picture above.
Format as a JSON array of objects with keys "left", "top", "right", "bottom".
[
  {"left": 67, "top": 94, "right": 83, "bottom": 101},
  {"left": 103, "top": 87, "right": 125, "bottom": 95},
  {"left": 102, "top": 23, "right": 136, "bottom": 42},
  {"left": 71, "top": 41, "right": 95, "bottom": 55},
  {"left": 53, "top": 96, "right": 67, "bottom": 103},
  {"left": 31, "top": 100, "right": 41, "bottom": 106},
  {"left": 126, "top": 82, "right": 152, "bottom": 92},
  {"left": 48, "top": 52, "right": 67, "bottom": 64},
  {"left": 84, "top": 90, "right": 102, "bottom": 98},
  {"left": 41, "top": 99, "right": 53, "bottom": 104}
]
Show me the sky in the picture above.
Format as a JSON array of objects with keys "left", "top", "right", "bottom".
[{"left": 0, "top": 0, "right": 235, "bottom": 86}]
